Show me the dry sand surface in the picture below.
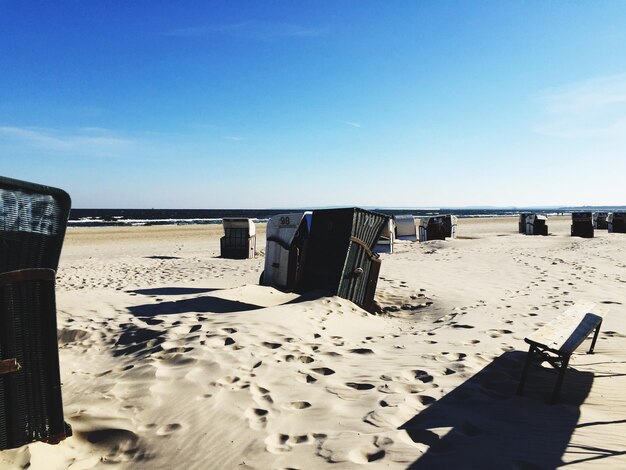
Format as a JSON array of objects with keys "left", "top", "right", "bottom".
[{"left": 1, "top": 216, "right": 625, "bottom": 469}]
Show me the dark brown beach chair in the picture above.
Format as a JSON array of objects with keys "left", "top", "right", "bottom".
[{"left": 0, "top": 176, "right": 72, "bottom": 449}]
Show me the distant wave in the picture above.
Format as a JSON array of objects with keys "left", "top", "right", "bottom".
[{"left": 67, "top": 207, "right": 625, "bottom": 228}]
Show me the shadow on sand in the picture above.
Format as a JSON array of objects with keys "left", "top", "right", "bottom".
[
  {"left": 128, "top": 287, "right": 219, "bottom": 296},
  {"left": 129, "top": 296, "right": 263, "bottom": 316},
  {"left": 128, "top": 287, "right": 329, "bottom": 318},
  {"left": 401, "top": 351, "right": 594, "bottom": 469}
]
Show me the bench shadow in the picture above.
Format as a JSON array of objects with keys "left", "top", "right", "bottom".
[{"left": 401, "top": 351, "right": 593, "bottom": 469}]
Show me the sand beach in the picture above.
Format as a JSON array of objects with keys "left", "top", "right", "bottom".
[{"left": 1, "top": 216, "right": 625, "bottom": 469}]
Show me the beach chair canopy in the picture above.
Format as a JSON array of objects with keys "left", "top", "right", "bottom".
[
  {"left": 220, "top": 218, "right": 256, "bottom": 259},
  {"left": 418, "top": 216, "right": 446, "bottom": 242},
  {"left": 262, "top": 212, "right": 311, "bottom": 290},
  {"left": 571, "top": 212, "right": 594, "bottom": 238},
  {"left": 222, "top": 218, "right": 255, "bottom": 236},
  {"left": 608, "top": 212, "right": 626, "bottom": 233},
  {"left": 418, "top": 216, "right": 444, "bottom": 229},
  {"left": 595, "top": 212, "right": 609, "bottom": 229},
  {"left": 525, "top": 214, "right": 548, "bottom": 236},
  {"left": 0, "top": 176, "right": 72, "bottom": 450},
  {"left": 394, "top": 215, "right": 417, "bottom": 239},
  {"left": 442, "top": 214, "right": 458, "bottom": 238},
  {"left": 519, "top": 213, "right": 532, "bottom": 233},
  {"left": 375, "top": 218, "right": 396, "bottom": 254}
]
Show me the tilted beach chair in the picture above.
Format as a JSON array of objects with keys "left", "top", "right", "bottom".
[
  {"left": 300, "top": 208, "right": 388, "bottom": 312},
  {"left": 0, "top": 176, "right": 72, "bottom": 449}
]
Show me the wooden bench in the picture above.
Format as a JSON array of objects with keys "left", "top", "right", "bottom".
[{"left": 517, "top": 304, "right": 605, "bottom": 403}]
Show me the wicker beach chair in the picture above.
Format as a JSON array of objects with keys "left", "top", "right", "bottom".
[
  {"left": 300, "top": 208, "right": 388, "bottom": 312},
  {"left": 0, "top": 176, "right": 72, "bottom": 450},
  {"left": 220, "top": 218, "right": 256, "bottom": 259}
]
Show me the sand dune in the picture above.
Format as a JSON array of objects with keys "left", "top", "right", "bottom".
[{"left": 1, "top": 216, "right": 625, "bottom": 469}]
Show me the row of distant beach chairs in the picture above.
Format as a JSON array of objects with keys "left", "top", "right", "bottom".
[
  {"left": 220, "top": 212, "right": 458, "bottom": 261},
  {"left": 519, "top": 211, "right": 626, "bottom": 238},
  {"left": 220, "top": 211, "right": 457, "bottom": 311},
  {"left": 220, "top": 211, "right": 458, "bottom": 259}
]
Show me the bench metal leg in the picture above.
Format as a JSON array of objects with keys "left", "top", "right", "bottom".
[
  {"left": 588, "top": 320, "right": 602, "bottom": 354},
  {"left": 517, "top": 345, "right": 535, "bottom": 396},
  {"left": 550, "top": 355, "right": 570, "bottom": 404}
]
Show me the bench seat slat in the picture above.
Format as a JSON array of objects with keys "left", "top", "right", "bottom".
[{"left": 525, "top": 308, "right": 603, "bottom": 354}]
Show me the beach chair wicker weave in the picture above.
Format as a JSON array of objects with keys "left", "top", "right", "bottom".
[
  {"left": 0, "top": 176, "right": 72, "bottom": 450},
  {"left": 301, "top": 208, "right": 388, "bottom": 312}
]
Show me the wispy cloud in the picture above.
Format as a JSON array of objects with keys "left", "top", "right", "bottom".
[
  {"left": 165, "top": 20, "right": 325, "bottom": 41},
  {"left": 222, "top": 135, "right": 247, "bottom": 142},
  {"left": 534, "top": 73, "right": 626, "bottom": 138},
  {"left": 0, "top": 126, "right": 133, "bottom": 158},
  {"left": 342, "top": 121, "right": 362, "bottom": 128}
]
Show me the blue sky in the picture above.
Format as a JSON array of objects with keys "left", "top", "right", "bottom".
[{"left": 1, "top": 1, "right": 625, "bottom": 208}]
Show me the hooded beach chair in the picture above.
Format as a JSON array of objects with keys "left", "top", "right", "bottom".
[
  {"left": 0, "top": 176, "right": 72, "bottom": 449},
  {"left": 375, "top": 217, "right": 395, "bottom": 254},
  {"left": 418, "top": 216, "right": 445, "bottom": 242},
  {"left": 525, "top": 214, "right": 548, "bottom": 236},
  {"left": 442, "top": 214, "right": 458, "bottom": 239},
  {"left": 262, "top": 212, "right": 311, "bottom": 291},
  {"left": 220, "top": 218, "right": 256, "bottom": 259},
  {"left": 608, "top": 212, "right": 626, "bottom": 233},
  {"left": 394, "top": 215, "right": 417, "bottom": 241},
  {"left": 300, "top": 208, "right": 388, "bottom": 312},
  {"left": 571, "top": 212, "right": 594, "bottom": 238},
  {"left": 518, "top": 213, "right": 531, "bottom": 234},
  {"left": 595, "top": 212, "right": 609, "bottom": 230}
]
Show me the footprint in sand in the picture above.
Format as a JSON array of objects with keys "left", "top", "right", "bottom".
[
  {"left": 442, "top": 352, "right": 467, "bottom": 362},
  {"left": 602, "top": 331, "right": 626, "bottom": 338},
  {"left": 262, "top": 342, "right": 282, "bottom": 349},
  {"left": 217, "top": 375, "right": 240, "bottom": 386},
  {"left": 284, "top": 354, "right": 315, "bottom": 364},
  {"left": 250, "top": 384, "right": 273, "bottom": 405},
  {"left": 348, "top": 449, "right": 386, "bottom": 464},
  {"left": 413, "top": 370, "right": 434, "bottom": 383},
  {"left": 416, "top": 395, "right": 437, "bottom": 405},
  {"left": 349, "top": 348, "right": 374, "bottom": 355},
  {"left": 346, "top": 382, "right": 375, "bottom": 390},
  {"left": 264, "top": 433, "right": 313, "bottom": 454},
  {"left": 283, "top": 401, "right": 312, "bottom": 410},
  {"left": 245, "top": 407, "right": 269, "bottom": 430},
  {"left": 297, "top": 372, "right": 317, "bottom": 384},
  {"left": 78, "top": 426, "right": 145, "bottom": 462},
  {"left": 156, "top": 423, "right": 182, "bottom": 436},
  {"left": 311, "top": 367, "right": 335, "bottom": 376}
]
